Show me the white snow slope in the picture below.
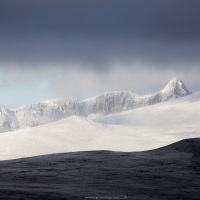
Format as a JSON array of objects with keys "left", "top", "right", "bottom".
[
  {"left": 1, "top": 91, "right": 200, "bottom": 160},
  {"left": 0, "top": 77, "right": 192, "bottom": 132}
]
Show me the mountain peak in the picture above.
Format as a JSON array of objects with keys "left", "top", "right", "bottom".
[
  {"left": 162, "top": 78, "right": 192, "bottom": 100},
  {"left": 170, "top": 77, "right": 180, "bottom": 83}
]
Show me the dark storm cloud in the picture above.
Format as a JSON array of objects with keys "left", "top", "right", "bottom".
[
  {"left": 1, "top": 0, "right": 200, "bottom": 40},
  {"left": 0, "top": 0, "right": 200, "bottom": 67}
]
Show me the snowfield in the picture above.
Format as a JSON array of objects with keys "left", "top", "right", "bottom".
[
  {"left": 0, "top": 78, "right": 193, "bottom": 132},
  {"left": 1, "top": 92, "right": 200, "bottom": 160}
]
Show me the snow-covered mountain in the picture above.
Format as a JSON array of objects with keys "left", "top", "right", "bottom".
[
  {"left": 79, "top": 77, "right": 192, "bottom": 118},
  {"left": 0, "top": 78, "right": 192, "bottom": 132},
  {"left": 160, "top": 77, "right": 192, "bottom": 100},
  {"left": 0, "top": 91, "right": 200, "bottom": 160},
  {"left": 0, "top": 108, "right": 19, "bottom": 132},
  {"left": 14, "top": 98, "right": 78, "bottom": 128}
]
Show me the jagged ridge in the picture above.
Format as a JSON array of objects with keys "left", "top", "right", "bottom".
[
  {"left": 0, "top": 78, "right": 192, "bottom": 132},
  {"left": 79, "top": 77, "right": 192, "bottom": 118}
]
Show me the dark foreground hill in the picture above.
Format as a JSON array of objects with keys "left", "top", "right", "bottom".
[{"left": 0, "top": 138, "right": 200, "bottom": 200}]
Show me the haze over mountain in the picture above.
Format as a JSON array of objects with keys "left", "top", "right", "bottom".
[
  {"left": 0, "top": 78, "right": 192, "bottom": 132},
  {"left": 0, "top": 0, "right": 200, "bottom": 108}
]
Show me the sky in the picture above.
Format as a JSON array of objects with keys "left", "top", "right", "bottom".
[{"left": 0, "top": 0, "right": 200, "bottom": 107}]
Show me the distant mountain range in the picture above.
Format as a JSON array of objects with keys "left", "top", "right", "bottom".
[{"left": 0, "top": 78, "right": 192, "bottom": 132}]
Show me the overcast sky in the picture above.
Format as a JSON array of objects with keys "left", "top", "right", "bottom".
[{"left": 0, "top": 0, "right": 200, "bottom": 107}]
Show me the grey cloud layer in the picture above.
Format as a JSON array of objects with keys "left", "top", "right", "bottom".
[
  {"left": 1, "top": 0, "right": 200, "bottom": 41},
  {"left": 1, "top": 37, "right": 200, "bottom": 70},
  {"left": 0, "top": 0, "right": 200, "bottom": 68},
  {"left": 0, "top": 0, "right": 200, "bottom": 104}
]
